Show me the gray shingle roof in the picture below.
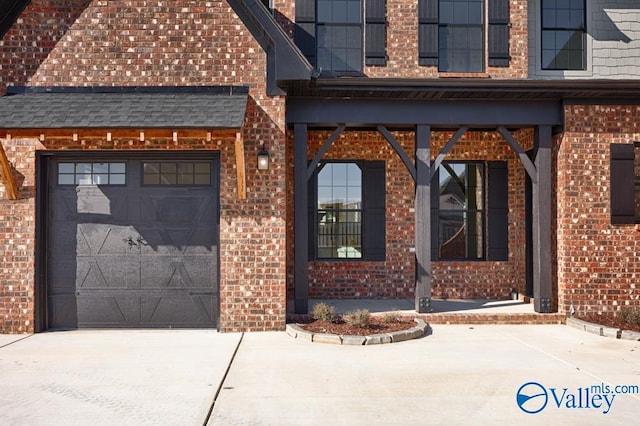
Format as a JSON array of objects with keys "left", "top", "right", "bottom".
[{"left": 0, "top": 87, "right": 248, "bottom": 129}]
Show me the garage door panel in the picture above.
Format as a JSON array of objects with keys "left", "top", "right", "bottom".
[
  {"left": 78, "top": 224, "right": 138, "bottom": 256},
  {"left": 141, "top": 257, "right": 214, "bottom": 289},
  {"left": 141, "top": 294, "right": 216, "bottom": 326},
  {"left": 47, "top": 156, "right": 219, "bottom": 329},
  {"left": 76, "top": 257, "right": 140, "bottom": 289}
]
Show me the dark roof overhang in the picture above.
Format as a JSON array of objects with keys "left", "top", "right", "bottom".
[
  {"left": 0, "top": 86, "right": 249, "bottom": 129},
  {"left": 283, "top": 77, "right": 640, "bottom": 102},
  {"left": 226, "top": 0, "right": 314, "bottom": 96}
]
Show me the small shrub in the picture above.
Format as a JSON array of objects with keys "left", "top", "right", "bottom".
[
  {"left": 311, "top": 302, "right": 335, "bottom": 322},
  {"left": 343, "top": 309, "right": 371, "bottom": 328},
  {"left": 620, "top": 308, "right": 640, "bottom": 326},
  {"left": 382, "top": 311, "right": 401, "bottom": 324}
]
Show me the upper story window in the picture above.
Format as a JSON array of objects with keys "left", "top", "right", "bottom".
[
  {"left": 419, "top": 0, "right": 509, "bottom": 71},
  {"left": 541, "top": 0, "right": 585, "bottom": 70},
  {"left": 295, "top": 0, "right": 387, "bottom": 73},
  {"left": 317, "top": 0, "right": 363, "bottom": 73}
]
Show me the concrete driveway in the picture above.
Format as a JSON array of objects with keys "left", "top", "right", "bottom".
[{"left": 1, "top": 325, "right": 639, "bottom": 425}]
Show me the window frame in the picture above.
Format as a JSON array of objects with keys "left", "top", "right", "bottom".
[
  {"left": 434, "top": 161, "right": 486, "bottom": 260},
  {"left": 540, "top": 0, "right": 586, "bottom": 71},
  {"left": 314, "top": 160, "right": 364, "bottom": 260},
  {"left": 141, "top": 161, "right": 213, "bottom": 187},
  {"left": 316, "top": 0, "right": 364, "bottom": 73},
  {"left": 56, "top": 161, "right": 127, "bottom": 186},
  {"left": 437, "top": 0, "right": 485, "bottom": 73}
]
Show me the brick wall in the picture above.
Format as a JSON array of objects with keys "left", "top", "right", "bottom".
[
  {"left": 557, "top": 104, "right": 640, "bottom": 317},
  {"left": 366, "top": 0, "right": 529, "bottom": 79},
  {"left": 287, "top": 129, "right": 529, "bottom": 302},
  {"left": 0, "top": 0, "right": 290, "bottom": 332}
]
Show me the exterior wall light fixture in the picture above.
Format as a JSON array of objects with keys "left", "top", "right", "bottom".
[{"left": 257, "top": 142, "right": 270, "bottom": 170}]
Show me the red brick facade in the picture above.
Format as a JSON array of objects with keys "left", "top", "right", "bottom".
[
  {"left": 1, "top": 1, "right": 638, "bottom": 333},
  {"left": 0, "top": 0, "right": 291, "bottom": 333},
  {"left": 557, "top": 104, "right": 640, "bottom": 317}
]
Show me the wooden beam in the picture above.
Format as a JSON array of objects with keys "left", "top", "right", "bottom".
[
  {"left": 533, "top": 125, "right": 553, "bottom": 313},
  {"left": 0, "top": 139, "right": 19, "bottom": 200},
  {"left": 415, "top": 125, "right": 432, "bottom": 313},
  {"left": 497, "top": 126, "right": 538, "bottom": 183},
  {"left": 235, "top": 132, "right": 246, "bottom": 200},
  {"left": 377, "top": 125, "right": 416, "bottom": 181},
  {"left": 294, "top": 123, "right": 309, "bottom": 314},
  {"left": 430, "top": 126, "right": 468, "bottom": 180},
  {"left": 307, "top": 125, "right": 344, "bottom": 180}
]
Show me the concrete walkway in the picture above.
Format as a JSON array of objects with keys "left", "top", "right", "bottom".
[{"left": 1, "top": 325, "right": 639, "bottom": 425}]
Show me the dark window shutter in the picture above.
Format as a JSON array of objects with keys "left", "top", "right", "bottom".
[
  {"left": 418, "top": 0, "right": 438, "bottom": 66},
  {"left": 308, "top": 164, "right": 317, "bottom": 259},
  {"left": 610, "top": 144, "right": 636, "bottom": 224},
  {"left": 488, "top": 0, "right": 510, "bottom": 67},
  {"left": 363, "top": 161, "right": 386, "bottom": 261},
  {"left": 365, "top": 0, "right": 387, "bottom": 66},
  {"left": 295, "top": 0, "right": 316, "bottom": 66},
  {"left": 431, "top": 167, "right": 440, "bottom": 260},
  {"left": 487, "top": 161, "right": 509, "bottom": 260}
]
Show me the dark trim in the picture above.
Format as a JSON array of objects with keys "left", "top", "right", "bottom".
[
  {"left": 287, "top": 98, "right": 563, "bottom": 127},
  {"left": 533, "top": 126, "right": 553, "bottom": 313},
  {"left": 415, "top": 125, "right": 431, "bottom": 312},
  {"left": 294, "top": 124, "right": 309, "bottom": 314},
  {"left": 6, "top": 86, "right": 249, "bottom": 95},
  {"left": 34, "top": 151, "right": 48, "bottom": 332},
  {"left": 307, "top": 125, "right": 345, "bottom": 179},
  {"left": 497, "top": 126, "right": 537, "bottom": 182},
  {"left": 610, "top": 143, "right": 636, "bottom": 225},
  {"left": 226, "top": 0, "right": 313, "bottom": 95},
  {"left": 0, "top": 0, "right": 30, "bottom": 39},
  {"left": 377, "top": 125, "right": 416, "bottom": 181},
  {"left": 430, "top": 126, "right": 468, "bottom": 180}
]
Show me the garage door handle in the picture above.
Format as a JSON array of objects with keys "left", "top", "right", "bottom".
[{"left": 188, "top": 291, "right": 215, "bottom": 296}]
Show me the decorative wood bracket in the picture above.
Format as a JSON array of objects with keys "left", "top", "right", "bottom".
[
  {"left": 377, "top": 125, "right": 417, "bottom": 181},
  {"left": 235, "top": 131, "right": 247, "bottom": 200},
  {"left": 0, "top": 137, "right": 19, "bottom": 200},
  {"left": 497, "top": 126, "right": 538, "bottom": 183}
]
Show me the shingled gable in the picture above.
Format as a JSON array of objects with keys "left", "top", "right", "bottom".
[
  {"left": 226, "top": 0, "right": 314, "bottom": 95},
  {"left": 0, "top": 86, "right": 249, "bottom": 129}
]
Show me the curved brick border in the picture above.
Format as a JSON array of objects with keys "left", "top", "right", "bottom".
[
  {"left": 285, "top": 318, "right": 429, "bottom": 345},
  {"left": 566, "top": 317, "right": 640, "bottom": 341}
]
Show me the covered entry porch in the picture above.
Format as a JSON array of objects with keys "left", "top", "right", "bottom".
[{"left": 287, "top": 83, "right": 563, "bottom": 315}]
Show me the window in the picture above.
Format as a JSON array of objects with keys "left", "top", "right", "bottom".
[
  {"left": 142, "top": 162, "right": 212, "bottom": 186},
  {"left": 316, "top": 162, "right": 363, "bottom": 258},
  {"left": 439, "top": 0, "right": 484, "bottom": 72},
  {"left": 610, "top": 143, "right": 640, "bottom": 224},
  {"left": 419, "top": 0, "right": 509, "bottom": 70},
  {"left": 541, "top": 0, "right": 585, "bottom": 70},
  {"left": 309, "top": 161, "right": 385, "bottom": 260},
  {"left": 317, "top": 0, "right": 363, "bottom": 72},
  {"left": 435, "top": 163, "right": 484, "bottom": 258},
  {"left": 57, "top": 162, "right": 126, "bottom": 185},
  {"left": 431, "top": 161, "right": 508, "bottom": 261},
  {"left": 295, "top": 0, "right": 387, "bottom": 72}
]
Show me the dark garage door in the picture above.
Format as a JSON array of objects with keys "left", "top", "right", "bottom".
[{"left": 46, "top": 155, "right": 219, "bottom": 328}]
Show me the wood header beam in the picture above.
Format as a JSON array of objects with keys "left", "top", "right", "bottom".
[
  {"left": 235, "top": 132, "right": 247, "bottom": 200},
  {"left": 0, "top": 139, "right": 19, "bottom": 200}
]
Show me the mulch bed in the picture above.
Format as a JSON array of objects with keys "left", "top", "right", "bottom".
[
  {"left": 577, "top": 314, "right": 640, "bottom": 333},
  {"left": 298, "top": 316, "right": 417, "bottom": 336}
]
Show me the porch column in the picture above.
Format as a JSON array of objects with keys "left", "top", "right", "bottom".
[
  {"left": 294, "top": 123, "right": 309, "bottom": 314},
  {"left": 415, "top": 125, "right": 432, "bottom": 312},
  {"left": 533, "top": 125, "right": 552, "bottom": 313}
]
